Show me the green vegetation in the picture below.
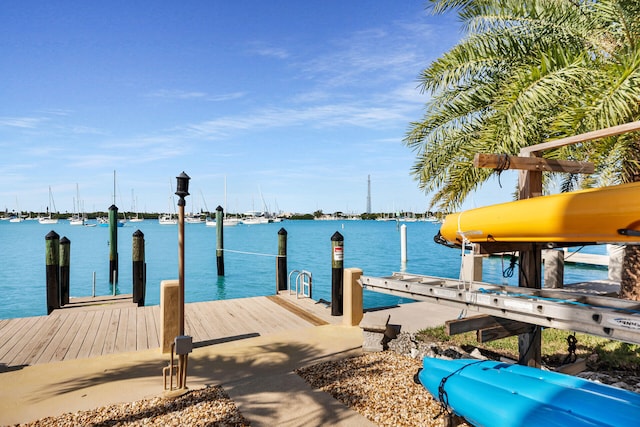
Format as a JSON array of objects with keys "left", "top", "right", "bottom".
[{"left": 416, "top": 326, "right": 640, "bottom": 372}]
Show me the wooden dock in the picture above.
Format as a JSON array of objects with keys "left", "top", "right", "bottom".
[{"left": 0, "top": 293, "right": 336, "bottom": 371}]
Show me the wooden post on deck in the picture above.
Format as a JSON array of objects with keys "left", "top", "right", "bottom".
[
  {"left": 108, "top": 204, "right": 118, "bottom": 284},
  {"left": 517, "top": 165, "right": 543, "bottom": 367},
  {"left": 59, "top": 236, "right": 70, "bottom": 306},
  {"left": 216, "top": 205, "right": 224, "bottom": 276},
  {"left": 132, "top": 229, "right": 146, "bottom": 306},
  {"left": 276, "top": 228, "right": 288, "bottom": 291},
  {"left": 45, "top": 230, "right": 60, "bottom": 315},
  {"left": 331, "top": 231, "right": 344, "bottom": 316}
]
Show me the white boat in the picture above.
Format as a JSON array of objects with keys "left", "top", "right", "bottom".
[
  {"left": 205, "top": 216, "right": 240, "bottom": 227},
  {"left": 158, "top": 213, "right": 177, "bottom": 225},
  {"left": 185, "top": 213, "right": 205, "bottom": 224},
  {"left": 69, "top": 184, "right": 86, "bottom": 225},
  {"left": 129, "top": 190, "right": 144, "bottom": 222},
  {"left": 9, "top": 197, "right": 24, "bottom": 222},
  {"left": 159, "top": 181, "right": 178, "bottom": 225},
  {"left": 39, "top": 186, "right": 59, "bottom": 224},
  {"left": 241, "top": 214, "right": 269, "bottom": 225}
]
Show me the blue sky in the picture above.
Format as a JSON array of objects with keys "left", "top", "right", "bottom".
[{"left": 1, "top": 1, "right": 515, "bottom": 215}]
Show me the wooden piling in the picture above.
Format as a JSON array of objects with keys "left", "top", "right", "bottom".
[
  {"left": 59, "top": 236, "right": 70, "bottom": 306},
  {"left": 331, "top": 231, "right": 344, "bottom": 316},
  {"left": 216, "top": 205, "right": 224, "bottom": 276},
  {"left": 45, "top": 230, "right": 60, "bottom": 315},
  {"left": 108, "top": 204, "right": 118, "bottom": 284},
  {"left": 132, "top": 229, "right": 146, "bottom": 306},
  {"left": 543, "top": 249, "right": 564, "bottom": 289},
  {"left": 276, "top": 228, "right": 287, "bottom": 291}
]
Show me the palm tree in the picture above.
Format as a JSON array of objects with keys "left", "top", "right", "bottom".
[{"left": 406, "top": 0, "right": 640, "bottom": 298}]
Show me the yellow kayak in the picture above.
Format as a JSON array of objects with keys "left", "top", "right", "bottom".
[{"left": 437, "top": 182, "right": 640, "bottom": 246}]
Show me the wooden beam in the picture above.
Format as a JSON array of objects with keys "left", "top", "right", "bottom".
[
  {"left": 446, "top": 314, "right": 500, "bottom": 335},
  {"left": 478, "top": 322, "right": 536, "bottom": 343},
  {"left": 446, "top": 314, "right": 533, "bottom": 338},
  {"left": 473, "top": 153, "right": 594, "bottom": 174},
  {"left": 520, "top": 120, "right": 640, "bottom": 155}
]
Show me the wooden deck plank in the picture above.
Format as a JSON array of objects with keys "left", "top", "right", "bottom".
[
  {"left": 114, "top": 307, "right": 129, "bottom": 354},
  {"left": 144, "top": 306, "right": 159, "bottom": 349},
  {"left": 136, "top": 308, "right": 148, "bottom": 351},
  {"left": 65, "top": 311, "right": 97, "bottom": 360},
  {"left": 19, "top": 312, "right": 69, "bottom": 366},
  {"left": 76, "top": 310, "right": 104, "bottom": 359},
  {"left": 251, "top": 297, "right": 310, "bottom": 331},
  {"left": 0, "top": 317, "right": 41, "bottom": 365},
  {"left": 125, "top": 308, "right": 137, "bottom": 352},
  {"left": 52, "top": 311, "right": 87, "bottom": 362},
  {"left": 0, "top": 318, "right": 35, "bottom": 360},
  {"left": 102, "top": 309, "right": 121, "bottom": 355},
  {"left": 185, "top": 303, "right": 211, "bottom": 342},
  {"left": 35, "top": 311, "right": 80, "bottom": 364},
  {"left": 89, "top": 310, "right": 113, "bottom": 358}
]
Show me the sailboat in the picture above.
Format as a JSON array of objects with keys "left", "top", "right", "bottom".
[
  {"left": 9, "top": 197, "right": 24, "bottom": 223},
  {"left": 158, "top": 180, "right": 177, "bottom": 225},
  {"left": 69, "top": 184, "right": 86, "bottom": 225},
  {"left": 38, "top": 186, "right": 59, "bottom": 224},
  {"left": 129, "top": 190, "right": 144, "bottom": 222},
  {"left": 205, "top": 176, "right": 240, "bottom": 227}
]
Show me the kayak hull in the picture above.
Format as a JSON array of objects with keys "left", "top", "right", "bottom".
[
  {"left": 418, "top": 357, "right": 640, "bottom": 427},
  {"left": 438, "top": 182, "right": 640, "bottom": 246}
]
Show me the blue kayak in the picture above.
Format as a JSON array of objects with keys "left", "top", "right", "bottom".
[{"left": 418, "top": 357, "right": 640, "bottom": 427}]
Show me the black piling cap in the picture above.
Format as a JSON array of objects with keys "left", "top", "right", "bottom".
[
  {"left": 331, "top": 231, "right": 343, "bottom": 241},
  {"left": 45, "top": 230, "right": 59, "bottom": 240},
  {"left": 216, "top": 205, "right": 224, "bottom": 212},
  {"left": 60, "top": 236, "right": 70, "bottom": 244},
  {"left": 278, "top": 228, "right": 287, "bottom": 235},
  {"left": 133, "top": 229, "right": 144, "bottom": 237}
]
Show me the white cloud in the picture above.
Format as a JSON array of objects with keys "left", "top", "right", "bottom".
[{"left": 0, "top": 116, "right": 48, "bottom": 128}]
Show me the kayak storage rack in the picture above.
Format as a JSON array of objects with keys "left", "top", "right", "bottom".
[{"left": 360, "top": 272, "right": 640, "bottom": 345}]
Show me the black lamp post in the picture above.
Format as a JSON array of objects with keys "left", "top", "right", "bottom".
[
  {"left": 175, "top": 171, "right": 190, "bottom": 389},
  {"left": 175, "top": 172, "right": 190, "bottom": 336}
]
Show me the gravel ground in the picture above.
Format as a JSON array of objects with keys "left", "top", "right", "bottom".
[
  {"left": 296, "top": 351, "right": 470, "bottom": 427},
  {"left": 13, "top": 385, "right": 250, "bottom": 427}
]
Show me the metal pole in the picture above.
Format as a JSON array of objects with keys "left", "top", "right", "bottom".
[
  {"left": 400, "top": 224, "right": 407, "bottom": 264},
  {"left": 178, "top": 201, "right": 185, "bottom": 336}
]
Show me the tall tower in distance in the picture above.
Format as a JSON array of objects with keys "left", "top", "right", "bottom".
[{"left": 366, "top": 175, "right": 371, "bottom": 214}]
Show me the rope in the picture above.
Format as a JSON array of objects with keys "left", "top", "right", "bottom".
[
  {"left": 494, "top": 154, "right": 511, "bottom": 188},
  {"left": 433, "top": 359, "right": 486, "bottom": 422},
  {"left": 221, "top": 249, "right": 284, "bottom": 258},
  {"left": 502, "top": 254, "right": 517, "bottom": 278}
]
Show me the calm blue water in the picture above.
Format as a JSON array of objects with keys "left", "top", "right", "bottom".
[{"left": 0, "top": 219, "right": 608, "bottom": 319}]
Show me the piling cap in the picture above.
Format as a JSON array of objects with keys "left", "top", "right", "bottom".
[
  {"left": 331, "top": 231, "right": 344, "bottom": 241},
  {"left": 216, "top": 205, "right": 223, "bottom": 212},
  {"left": 133, "top": 229, "right": 144, "bottom": 237},
  {"left": 108, "top": 204, "right": 118, "bottom": 211},
  {"left": 45, "top": 230, "right": 59, "bottom": 240},
  {"left": 60, "top": 236, "right": 70, "bottom": 244}
]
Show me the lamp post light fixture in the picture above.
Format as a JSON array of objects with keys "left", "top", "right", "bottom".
[
  {"left": 175, "top": 171, "right": 191, "bottom": 390},
  {"left": 175, "top": 172, "right": 190, "bottom": 206}
]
